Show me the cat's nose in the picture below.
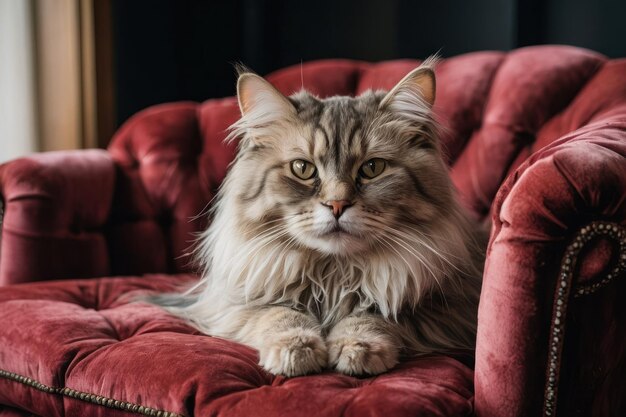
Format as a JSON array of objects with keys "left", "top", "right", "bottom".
[{"left": 321, "top": 200, "right": 353, "bottom": 219}]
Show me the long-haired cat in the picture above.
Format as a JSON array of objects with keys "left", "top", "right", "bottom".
[{"left": 155, "top": 57, "right": 484, "bottom": 377}]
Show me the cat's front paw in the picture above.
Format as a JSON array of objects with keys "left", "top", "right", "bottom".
[
  {"left": 328, "top": 334, "right": 399, "bottom": 376},
  {"left": 259, "top": 328, "right": 328, "bottom": 377}
]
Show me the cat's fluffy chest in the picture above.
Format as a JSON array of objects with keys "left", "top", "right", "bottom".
[
  {"left": 235, "top": 246, "right": 421, "bottom": 328},
  {"left": 287, "top": 255, "right": 384, "bottom": 328}
]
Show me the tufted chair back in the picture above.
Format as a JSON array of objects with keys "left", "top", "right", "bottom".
[
  {"left": 105, "top": 45, "right": 623, "bottom": 276},
  {"left": 2, "top": 45, "right": 625, "bottom": 284}
]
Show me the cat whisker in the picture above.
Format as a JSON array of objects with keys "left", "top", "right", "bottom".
[
  {"left": 188, "top": 192, "right": 223, "bottom": 222},
  {"left": 273, "top": 233, "right": 306, "bottom": 300},
  {"left": 238, "top": 215, "right": 317, "bottom": 290},
  {"left": 242, "top": 213, "right": 303, "bottom": 234},
  {"left": 358, "top": 216, "right": 450, "bottom": 310},
  {"left": 383, "top": 233, "right": 452, "bottom": 312},
  {"left": 358, "top": 213, "right": 457, "bottom": 273},
  {"left": 399, "top": 224, "right": 467, "bottom": 261},
  {"left": 384, "top": 227, "right": 466, "bottom": 275},
  {"left": 375, "top": 235, "right": 419, "bottom": 313},
  {"left": 233, "top": 228, "right": 294, "bottom": 286},
  {"left": 247, "top": 212, "right": 312, "bottom": 239}
]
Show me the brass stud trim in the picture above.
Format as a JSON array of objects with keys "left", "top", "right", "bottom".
[
  {"left": 0, "top": 368, "right": 184, "bottom": 417},
  {"left": 573, "top": 223, "right": 626, "bottom": 297},
  {"left": 543, "top": 221, "right": 626, "bottom": 417}
]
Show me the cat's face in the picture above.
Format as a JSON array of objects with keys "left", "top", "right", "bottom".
[{"left": 229, "top": 60, "right": 453, "bottom": 256}]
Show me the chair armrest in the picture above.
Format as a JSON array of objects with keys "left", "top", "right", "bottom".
[
  {"left": 474, "top": 118, "right": 626, "bottom": 417},
  {"left": 0, "top": 150, "right": 115, "bottom": 285}
]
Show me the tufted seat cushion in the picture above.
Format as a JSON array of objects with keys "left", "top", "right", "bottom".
[{"left": 0, "top": 276, "right": 473, "bottom": 417}]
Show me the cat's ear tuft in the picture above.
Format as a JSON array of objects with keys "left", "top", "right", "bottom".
[
  {"left": 237, "top": 73, "right": 296, "bottom": 117},
  {"left": 380, "top": 56, "right": 439, "bottom": 110}
]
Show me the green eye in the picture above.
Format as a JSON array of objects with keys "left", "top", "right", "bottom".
[
  {"left": 360, "top": 158, "right": 386, "bottom": 179},
  {"left": 290, "top": 159, "right": 317, "bottom": 180}
]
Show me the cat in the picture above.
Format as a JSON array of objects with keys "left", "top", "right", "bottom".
[{"left": 154, "top": 57, "right": 485, "bottom": 377}]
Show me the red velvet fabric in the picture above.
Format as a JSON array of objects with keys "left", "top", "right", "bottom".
[
  {"left": 476, "top": 120, "right": 626, "bottom": 416},
  {"left": 0, "top": 150, "right": 115, "bottom": 283},
  {"left": 0, "top": 407, "right": 38, "bottom": 417},
  {"left": 1, "top": 45, "right": 625, "bottom": 417},
  {"left": 0, "top": 276, "right": 473, "bottom": 417}
]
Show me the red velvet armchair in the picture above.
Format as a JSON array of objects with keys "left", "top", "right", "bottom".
[{"left": 1, "top": 45, "right": 625, "bottom": 417}]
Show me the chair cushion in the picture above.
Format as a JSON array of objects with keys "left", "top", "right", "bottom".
[{"left": 0, "top": 275, "right": 474, "bottom": 417}]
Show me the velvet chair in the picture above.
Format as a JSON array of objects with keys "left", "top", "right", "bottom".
[{"left": 1, "top": 45, "right": 625, "bottom": 417}]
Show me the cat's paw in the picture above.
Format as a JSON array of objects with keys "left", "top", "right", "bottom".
[
  {"left": 327, "top": 335, "right": 399, "bottom": 376},
  {"left": 259, "top": 328, "right": 328, "bottom": 377}
]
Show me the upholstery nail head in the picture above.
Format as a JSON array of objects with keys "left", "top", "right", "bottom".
[{"left": 544, "top": 221, "right": 626, "bottom": 417}]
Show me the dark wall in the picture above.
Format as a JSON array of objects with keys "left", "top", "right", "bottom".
[
  {"left": 111, "top": 0, "right": 626, "bottom": 127},
  {"left": 396, "top": 0, "right": 515, "bottom": 58},
  {"left": 112, "top": 1, "right": 243, "bottom": 125},
  {"left": 545, "top": 0, "right": 626, "bottom": 57}
]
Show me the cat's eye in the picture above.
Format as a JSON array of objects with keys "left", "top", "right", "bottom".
[
  {"left": 359, "top": 158, "right": 386, "bottom": 179},
  {"left": 290, "top": 159, "right": 317, "bottom": 180}
]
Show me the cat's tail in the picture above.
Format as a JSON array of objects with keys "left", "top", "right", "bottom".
[
  {"left": 127, "top": 279, "right": 203, "bottom": 310},
  {"left": 140, "top": 292, "right": 199, "bottom": 309}
]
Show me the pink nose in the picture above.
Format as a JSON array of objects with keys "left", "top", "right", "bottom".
[{"left": 322, "top": 200, "right": 353, "bottom": 219}]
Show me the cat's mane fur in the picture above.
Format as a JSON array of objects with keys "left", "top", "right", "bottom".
[{"left": 156, "top": 57, "right": 485, "bottom": 363}]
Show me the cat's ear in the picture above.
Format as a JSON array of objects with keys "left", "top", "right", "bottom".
[
  {"left": 379, "top": 57, "right": 438, "bottom": 110},
  {"left": 237, "top": 73, "right": 296, "bottom": 118}
]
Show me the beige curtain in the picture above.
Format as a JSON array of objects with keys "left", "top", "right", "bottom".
[
  {"left": 14, "top": 0, "right": 115, "bottom": 154},
  {"left": 35, "top": 0, "right": 97, "bottom": 150},
  {"left": 2, "top": 0, "right": 114, "bottom": 159}
]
